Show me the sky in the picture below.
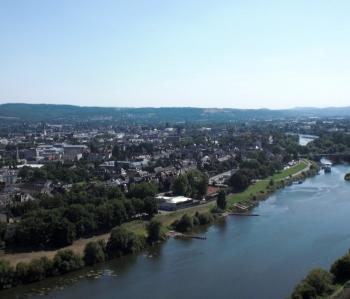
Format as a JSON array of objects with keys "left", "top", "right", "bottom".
[{"left": 1, "top": 0, "right": 350, "bottom": 109}]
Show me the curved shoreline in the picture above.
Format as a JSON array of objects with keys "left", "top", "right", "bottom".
[{"left": 0, "top": 160, "right": 317, "bottom": 294}]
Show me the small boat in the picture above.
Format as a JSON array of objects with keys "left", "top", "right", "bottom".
[{"left": 324, "top": 166, "right": 331, "bottom": 173}]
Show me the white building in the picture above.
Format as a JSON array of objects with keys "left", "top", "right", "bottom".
[{"left": 157, "top": 195, "right": 194, "bottom": 211}]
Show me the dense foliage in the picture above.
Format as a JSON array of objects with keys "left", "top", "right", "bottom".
[
  {"left": 0, "top": 224, "right": 152, "bottom": 290},
  {"left": 171, "top": 170, "right": 208, "bottom": 199},
  {"left": 18, "top": 163, "right": 91, "bottom": 184},
  {"left": 291, "top": 250, "right": 350, "bottom": 298},
  {"left": 291, "top": 268, "right": 334, "bottom": 299},
  {"left": 106, "top": 227, "right": 145, "bottom": 258},
  {"left": 146, "top": 219, "right": 164, "bottom": 243},
  {"left": 83, "top": 240, "right": 106, "bottom": 266},
  {"left": 216, "top": 190, "right": 227, "bottom": 210},
  {"left": 330, "top": 251, "right": 350, "bottom": 283},
  {"left": 172, "top": 212, "right": 215, "bottom": 233},
  {"left": 6, "top": 184, "right": 157, "bottom": 249},
  {"left": 229, "top": 153, "right": 283, "bottom": 192},
  {"left": 0, "top": 250, "right": 83, "bottom": 290}
]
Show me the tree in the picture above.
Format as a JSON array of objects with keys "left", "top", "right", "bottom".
[
  {"left": 31, "top": 168, "right": 47, "bottom": 182},
  {"left": 50, "top": 218, "right": 76, "bottom": 248},
  {"left": 216, "top": 190, "right": 227, "bottom": 210},
  {"left": 144, "top": 197, "right": 158, "bottom": 218},
  {"left": 172, "top": 175, "right": 189, "bottom": 196},
  {"left": 186, "top": 170, "right": 208, "bottom": 199},
  {"left": 195, "top": 212, "right": 214, "bottom": 225},
  {"left": 229, "top": 170, "right": 251, "bottom": 192},
  {"left": 107, "top": 227, "right": 144, "bottom": 258},
  {"left": 128, "top": 182, "right": 157, "bottom": 199},
  {"left": 147, "top": 219, "right": 163, "bottom": 243},
  {"left": 174, "top": 214, "right": 193, "bottom": 232},
  {"left": 96, "top": 204, "right": 114, "bottom": 231},
  {"left": 13, "top": 213, "right": 49, "bottom": 248},
  {"left": 52, "top": 250, "right": 84, "bottom": 274},
  {"left": 84, "top": 241, "right": 106, "bottom": 266},
  {"left": 291, "top": 268, "right": 334, "bottom": 299},
  {"left": 64, "top": 204, "right": 96, "bottom": 237},
  {"left": 112, "top": 144, "right": 125, "bottom": 160},
  {"left": 0, "top": 222, "right": 7, "bottom": 244},
  {"left": 330, "top": 251, "right": 350, "bottom": 283}
]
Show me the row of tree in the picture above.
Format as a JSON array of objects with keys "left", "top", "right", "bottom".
[
  {"left": 0, "top": 221, "right": 165, "bottom": 290},
  {"left": 6, "top": 184, "right": 158, "bottom": 249},
  {"left": 18, "top": 163, "right": 91, "bottom": 184}
]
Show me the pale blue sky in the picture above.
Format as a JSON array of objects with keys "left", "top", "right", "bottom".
[{"left": 1, "top": 0, "right": 350, "bottom": 108}]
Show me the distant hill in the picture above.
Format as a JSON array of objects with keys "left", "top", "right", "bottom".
[
  {"left": 0, "top": 103, "right": 349, "bottom": 123},
  {"left": 291, "top": 106, "right": 350, "bottom": 117}
]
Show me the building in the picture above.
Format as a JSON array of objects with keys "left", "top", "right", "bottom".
[
  {"left": 209, "top": 168, "right": 238, "bottom": 186},
  {"left": 157, "top": 195, "right": 194, "bottom": 211},
  {"left": 0, "top": 168, "right": 18, "bottom": 185},
  {"left": 62, "top": 144, "right": 88, "bottom": 161}
]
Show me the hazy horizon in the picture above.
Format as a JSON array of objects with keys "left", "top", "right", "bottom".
[
  {"left": 1, "top": 0, "right": 350, "bottom": 109},
  {"left": 2, "top": 101, "right": 350, "bottom": 110}
]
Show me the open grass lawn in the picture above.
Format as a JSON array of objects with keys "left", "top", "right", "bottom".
[
  {"left": 227, "top": 160, "right": 309, "bottom": 206},
  {"left": 271, "top": 160, "right": 308, "bottom": 180},
  {"left": 121, "top": 220, "right": 148, "bottom": 237},
  {"left": 227, "top": 180, "right": 270, "bottom": 206}
]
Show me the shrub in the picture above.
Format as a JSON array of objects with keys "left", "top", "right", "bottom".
[
  {"left": 196, "top": 212, "right": 214, "bottom": 225},
  {"left": 52, "top": 250, "right": 84, "bottom": 274},
  {"left": 330, "top": 251, "right": 350, "bottom": 283},
  {"left": 216, "top": 190, "right": 227, "bottom": 210},
  {"left": 26, "top": 257, "right": 53, "bottom": 282},
  {"left": 0, "top": 260, "right": 16, "bottom": 289},
  {"left": 15, "top": 262, "right": 29, "bottom": 284},
  {"left": 147, "top": 219, "right": 164, "bottom": 243},
  {"left": 84, "top": 240, "right": 106, "bottom": 266},
  {"left": 173, "top": 214, "right": 193, "bottom": 233},
  {"left": 107, "top": 227, "right": 145, "bottom": 258},
  {"left": 291, "top": 268, "right": 334, "bottom": 299}
]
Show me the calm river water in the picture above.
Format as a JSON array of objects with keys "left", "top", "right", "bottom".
[{"left": 4, "top": 164, "right": 350, "bottom": 299}]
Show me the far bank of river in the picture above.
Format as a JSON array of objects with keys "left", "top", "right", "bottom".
[{"left": 3, "top": 164, "right": 350, "bottom": 299}]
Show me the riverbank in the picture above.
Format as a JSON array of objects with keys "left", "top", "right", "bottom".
[
  {"left": 227, "top": 159, "right": 315, "bottom": 209},
  {"left": 5, "top": 159, "right": 342, "bottom": 299},
  {"left": 0, "top": 160, "right": 315, "bottom": 267}
]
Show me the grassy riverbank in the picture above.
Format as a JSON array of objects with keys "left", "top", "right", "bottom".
[
  {"left": 0, "top": 160, "right": 314, "bottom": 266},
  {"left": 227, "top": 159, "right": 311, "bottom": 206}
]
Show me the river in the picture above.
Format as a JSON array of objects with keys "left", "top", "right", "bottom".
[
  {"left": 4, "top": 164, "right": 350, "bottom": 299},
  {"left": 299, "top": 134, "right": 318, "bottom": 146}
]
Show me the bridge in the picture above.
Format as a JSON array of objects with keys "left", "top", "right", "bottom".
[{"left": 301, "top": 152, "right": 350, "bottom": 161}]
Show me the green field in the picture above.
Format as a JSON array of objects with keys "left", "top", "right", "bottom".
[
  {"left": 227, "top": 160, "right": 309, "bottom": 206},
  {"left": 271, "top": 160, "right": 308, "bottom": 180}
]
